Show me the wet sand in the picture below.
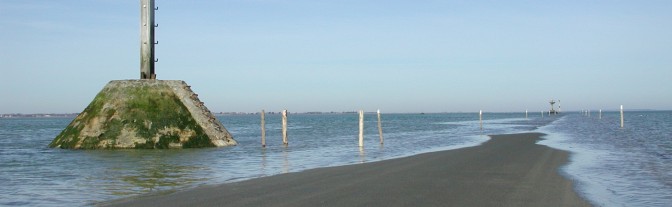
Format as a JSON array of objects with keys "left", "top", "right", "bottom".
[{"left": 102, "top": 133, "right": 591, "bottom": 207}]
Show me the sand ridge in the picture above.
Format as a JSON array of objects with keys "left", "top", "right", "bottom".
[{"left": 102, "top": 133, "right": 591, "bottom": 207}]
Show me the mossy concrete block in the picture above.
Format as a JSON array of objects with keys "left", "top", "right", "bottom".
[{"left": 50, "top": 80, "right": 237, "bottom": 149}]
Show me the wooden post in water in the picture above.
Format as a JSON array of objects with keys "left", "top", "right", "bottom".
[
  {"left": 599, "top": 109, "right": 602, "bottom": 120},
  {"left": 541, "top": 111, "right": 544, "bottom": 118},
  {"left": 377, "top": 109, "right": 383, "bottom": 145},
  {"left": 359, "top": 110, "right": 364, "bottom": 147},
  {"left": 525, "top": 110, "right": 528, "bottom": 119},
  {"left": 620, "top": 105, "right": 624, "bottom": 128},
  {"left": 140, "top": 0, "right": 157, "bottom": 79},
  {"left": 282, "top": 109, "right": 288, "bottom": 146},
  {"left": 261, "top": 110, "right": 266, "bottom": 148},
  {"left": 479, "top": 110, "right": 483, "bottom": 130}
]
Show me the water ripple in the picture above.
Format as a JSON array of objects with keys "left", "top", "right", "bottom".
[{"left": 2, "top": 113, "right": 565, "bottom": 206}]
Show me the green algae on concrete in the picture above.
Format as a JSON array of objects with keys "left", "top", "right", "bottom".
[{"left": 50, "top": 80, "right": 236, "bottom": 149}]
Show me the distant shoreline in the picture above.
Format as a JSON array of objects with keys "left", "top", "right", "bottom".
[
  {"left": 0, "top": 113, "right": 79, "bottom": 118},
  {"left": 2, "top": 109, "right": 669, "bottom": 118},
  {"left": 0, "top": 109, "right": 672, "bottom": 119}
]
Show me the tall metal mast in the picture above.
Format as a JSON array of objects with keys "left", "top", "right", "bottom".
[{"left": 140, "top": 0, "right": 157, "bottom": 79}]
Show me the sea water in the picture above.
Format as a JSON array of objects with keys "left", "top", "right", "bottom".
[
  {"left": 0, "top": 112, "right": 669, "bottom": 206},
  {"left": 538, "top": 111, "right": 672, "bottom": 206}
]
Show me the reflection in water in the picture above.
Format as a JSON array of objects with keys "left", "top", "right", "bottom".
[
  {"left": 119, "top": 163, "right": 204, "bottom": 193},
  {"left": 261, "top": 148, "right": 267, "bottom": 175},
  {"left": 87, "top": 150, "right": 208, "bottom": 197},
  {"left": 359, "top": 147, "right": 366, "bottom": 163},
  {"left": 282, "top": 148, "right": 289, "bottom": 173}
]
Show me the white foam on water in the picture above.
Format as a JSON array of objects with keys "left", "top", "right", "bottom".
[
  {"left": 537, "top": 126, "right": 621, "bottom": 207},
  {"left": 537, "top": 114, "right": 672, "bottom": 207}
]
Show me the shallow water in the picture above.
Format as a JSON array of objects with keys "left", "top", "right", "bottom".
[
  {"left": 1, "top": 111, "right": 669, "bottom": 206},
  {"left": 538, "top": 111, "right": 672, "bottom": 207},
  {"left": 0, "top": 112, "right": 544, "bottom": 206}
]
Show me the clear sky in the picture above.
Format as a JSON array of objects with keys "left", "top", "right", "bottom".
[{"left": 1, "top": 0, "right": 670, "bottom": 114}]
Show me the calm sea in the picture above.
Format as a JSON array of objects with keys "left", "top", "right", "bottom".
[
  {"left": 539, "top": 111, "right": 672, "bottom": 206},
  {"left": 0, "top": 112, "right": 669, "bottom": 206}
]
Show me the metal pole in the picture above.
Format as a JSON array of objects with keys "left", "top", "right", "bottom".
[
  {"left": 140, "top": 0, "right": 157, "bottom": 79},
  {"left": 479, "top": 110, "right": 483, "bottom": 130},
  {"left": 359, "top": 110, "right": 364, "bottom": 147},
  {"left": 620, "top": 105, "right": 624, "bottom": 128}
]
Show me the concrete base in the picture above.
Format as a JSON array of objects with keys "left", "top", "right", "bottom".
[{"left": 50, "top": 80, "right": 237, "bottom": 149}]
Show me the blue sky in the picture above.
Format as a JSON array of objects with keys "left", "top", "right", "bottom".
[{"left": 1, "top": 0, "right": 670, "bottom": 113}]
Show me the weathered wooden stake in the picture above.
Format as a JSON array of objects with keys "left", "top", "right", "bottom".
[
  {"left": 359, "top": 110, "right": 364, "bottom": 147},
  {"left": 261, "top": 110, "right": 266, "bottom": 147},
  {"left": 620, "top": 105, "right": 624, "bottom": 128},
  {"left": 479, "top": 110, "right": 483, "bottom": 130},
  {"left": 282, "top": 109, "right": 288, "bottom": 145},
  {"left": 377, "top": 109, "right": 383, "bottom": 145},
  {"left": 140, "top": 0, "right": 157, "bottom": 79}
]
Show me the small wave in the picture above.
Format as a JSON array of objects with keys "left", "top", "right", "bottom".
[{"left": 537, "top": 113, "right": 672, "bottom": 206}]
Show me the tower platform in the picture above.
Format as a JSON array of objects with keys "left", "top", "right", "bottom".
[{"left": 50, "top": 80, "right": 236, "bottom": 149}]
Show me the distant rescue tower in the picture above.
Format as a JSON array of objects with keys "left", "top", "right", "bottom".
[
  {"left": 140, "top": 0, "right": 157, "bottom": 79},
  {"left": 549, "top": 99, "right": 557, "bottom": 114}
]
